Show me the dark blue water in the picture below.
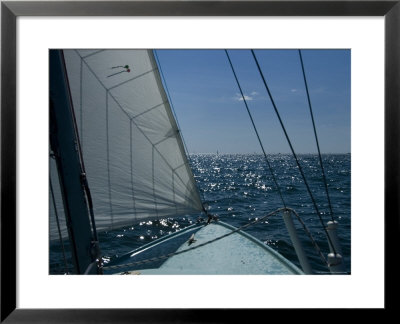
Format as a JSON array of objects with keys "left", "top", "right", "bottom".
[{"left": 50, "top": 153, "right": 351, "bottom": 274}]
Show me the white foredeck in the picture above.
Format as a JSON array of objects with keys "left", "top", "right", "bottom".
[{"left": 121, "top": 222, "right": 303, "bottom": 275}]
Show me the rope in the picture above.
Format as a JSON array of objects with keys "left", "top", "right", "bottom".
[
  {"left": 298, "top": 50, "right": 335, "bottom": 222},
  {"left": 103, "top": 207, "right": 328, "bottom": 271},
  {"left": 225, "top": 50, "right": 286, "bottom": 208},
  {"left": 250, "top": 50, "right": 337, "bottom": 255},
  {"left": 49, "top": 170, "right": 70, "bottom": 274}
]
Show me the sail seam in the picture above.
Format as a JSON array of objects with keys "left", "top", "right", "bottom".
[
  {"left": 153, "top": 132, "right": 177, "bottom": 147},
  {"left": 131, "top": 101, "right": 167, "bottom": 120},
  {"left": 130, "top": 121, "right": 137, "bottom": 222},
  {"left": 172, "top": 171, "right": 177, "bottom": 215},
  {"left": 81, "top": 49, "right": 105, "bottom": 59},
  {"left": 108, "top": 68, "right": 157, "bottom": 91},
  {"left": 154, "top": 150, "right": 200, "bottom": 214},
  {"left": 77, "top": 51, "right": 133, "bottom": 119},
  {"left": 171, "top": 165, "right": 201, "bottom": 210},
  {"left": 106, "top": 91, "right": 114, "bottom": 228},
  {"left": 174, "top": 163, "right": 185, "bottom": 170},
  {"left": 129, "top": 110, "right": 192, "bottom": 198}
]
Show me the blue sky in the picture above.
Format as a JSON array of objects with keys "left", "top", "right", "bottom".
[{"left": 155, "top": 49, "right": 350, "bottom": 154}]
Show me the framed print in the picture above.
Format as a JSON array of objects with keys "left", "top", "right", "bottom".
[{"left": 1, "top": 0, "right": 398, "bottom": 322}]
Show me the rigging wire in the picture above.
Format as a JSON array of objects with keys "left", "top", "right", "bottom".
[
  {"left": 298, "top": 49, "right": 335, "bottom": 222},
  {"left": 153, "top": 50, "right": 208, "bottom": 212},
  {"left": 153, "top": 50, "right": 191, "bottom": 155},
  {"left": 224, "top": 50, "right": 286, "bottom": 208},
  {"left": 250, "top": 49, "right": 337, "bottom": 255}
]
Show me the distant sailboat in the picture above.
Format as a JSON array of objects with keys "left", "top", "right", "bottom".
[{"left": 50, "top": 49, "right": 346, "bottom": 275}]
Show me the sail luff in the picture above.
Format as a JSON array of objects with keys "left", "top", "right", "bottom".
[{"left": 148, "top": 49, "right": 204, "bottom": 211}]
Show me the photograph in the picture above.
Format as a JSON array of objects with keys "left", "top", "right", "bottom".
[{"left": 49, "top": 48, "right": 351, "bottom": 276}]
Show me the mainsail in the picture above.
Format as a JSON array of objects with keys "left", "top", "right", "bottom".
[{"left": 50, "top": 49, "right": 203, "bottom": 238}]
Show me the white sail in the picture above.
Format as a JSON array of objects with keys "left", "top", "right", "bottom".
[{"left": 50, "top": 49, "right": 203, "bottom": 237}]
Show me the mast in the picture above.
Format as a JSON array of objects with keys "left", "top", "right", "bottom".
[{"left": 50, "top": 50, "right": 101, "bottom": 274}]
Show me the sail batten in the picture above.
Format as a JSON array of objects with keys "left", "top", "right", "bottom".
[{"left": 50, "top": 49, "right": 203, "bottom": 238}]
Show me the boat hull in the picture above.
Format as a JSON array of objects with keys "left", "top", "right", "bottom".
[{"left": 108, "top": 221, "right": 303, "bottom": 275}]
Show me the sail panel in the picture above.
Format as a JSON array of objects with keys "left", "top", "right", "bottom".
[{"left": 51, "top": 49, "right": 203, "bottom": 236}]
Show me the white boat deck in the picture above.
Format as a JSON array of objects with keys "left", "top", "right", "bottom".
[{"left": 120, "top": 222, "right": 303, "bottom": 275}]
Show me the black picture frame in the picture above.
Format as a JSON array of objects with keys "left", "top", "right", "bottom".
[{"left": 1, "top": 1, "right": 398, "bottom": 322}]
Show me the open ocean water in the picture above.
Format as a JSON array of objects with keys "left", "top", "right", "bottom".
[{"left": 50, "top": 153, "right": 351, "bottom": 275}]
